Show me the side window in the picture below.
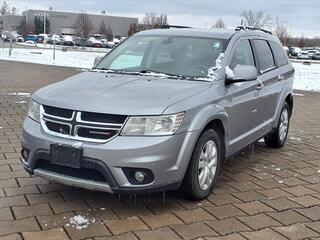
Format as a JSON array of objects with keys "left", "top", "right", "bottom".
[
  {"left": 229, "top": 40, "right": 255, "bottom": 70},
  {"left": 252, "top": 39, "right": 275, "bottom": 73},
  {"left": 269, "top": 41, "right": 289, "bottom": 67}
]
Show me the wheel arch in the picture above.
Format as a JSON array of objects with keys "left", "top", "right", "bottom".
[{"left": 285, "top": 93, "right": 293, "bottom": 117}]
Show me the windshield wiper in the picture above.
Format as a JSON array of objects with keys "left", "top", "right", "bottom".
[{"left": 92, "top": 68, "right": 141, "bottom": 76}]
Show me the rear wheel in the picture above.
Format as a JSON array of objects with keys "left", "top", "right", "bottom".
[
  {"left": 265, "top": 102, "right": 290, "bottom": 148},
  {"left": 182, "top": 128, "right": 222, "bottom": 200}
]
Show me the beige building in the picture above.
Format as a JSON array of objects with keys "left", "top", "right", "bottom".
[{"left": 3, "top": 9, "right": 138, "bottom": 37}]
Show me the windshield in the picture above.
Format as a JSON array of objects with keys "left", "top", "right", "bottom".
[{"left": 95, "top": 35, "right": 226, "bottom": 79}]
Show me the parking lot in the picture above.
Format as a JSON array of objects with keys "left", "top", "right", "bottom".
[{"left": 1, "top": 60, "right": 320, "bottom": 240}]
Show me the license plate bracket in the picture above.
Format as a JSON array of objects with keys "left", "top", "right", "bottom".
[{"left": 50, "top": 144, "right": 82, "bottom": 168}]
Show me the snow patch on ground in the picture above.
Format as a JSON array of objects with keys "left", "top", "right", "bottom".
[
  {"left": 68, "top": 215, "right": 95, "bottom": 230},
  {"left": 292, "top": 62, "right": 320, "bottom": 92},
  {"left": 0, "top": 48, "right": 106, "bottom": 69}
]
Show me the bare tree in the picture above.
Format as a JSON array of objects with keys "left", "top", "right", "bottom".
[
  {"left": 241, "top": 10, "right": 271, "bottom": 28},
  {"left": 128, "top": 23, "right": 138, "bottom": 36},
  {"left": 74, "top": 12, "right": 93, "bottom": 38},
  {"left": 274, "top": 23, "right": 290, "bottom": 46},
  {"left": 142, "top": 13, "right": 168, "bottom": 29},
  {"left": 98, "top": 20, "right": 107, "bottom": 36},
  {"left": 105, "top": 24, "right": 113, "bottom": 41},
  {"left": 213, "top": 18, "right": 226, "bottom": 29}
]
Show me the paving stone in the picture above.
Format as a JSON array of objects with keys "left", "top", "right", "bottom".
[
  {"left": 75, "top": 208, "right": 118, "bottom": 222},
  {"left": 177, "top": 198, "right": 213, "bottom": 209},
  {"left": 0, "top": 195, "right": 28, "bottom": 208},
  {"left": 204, "top": 204, "right": 246, "bottom": 219},
  {"left": 65, "top": 221, "right": 111, "bottom": 239},
  {"left": 135, "top": 227, "right": 181, "bottom": 240},
  {"left": 0, "top": 170, "right": 29, "bottom": 180},
  {"left": 234, "top": 201, "right": 274, "bottom": 215},
  {"left": 4, "top": 186, "right": 39, "bottom": 197},
  {"left": 296, "top": 206, "right": 320, "bottom": 221},
  {"left": 0, "top": 234, "right": 22, "bottom": 240},
  {"left": 0, "top": 179, "right": 18, "bottom": 188},
  {"left": 282, "top": 185, "right": 316, "bottom": 196},
  {"left": 231, "top": 191, "right": 266, "bottom": 202},
  {"left": 50, "top": 200, "right": 89, "bottom": 214},
  {"left": 205, "top": 233, "right": 247, "bottom": 240},
  {"left": 207, "top": 193, "right": 242, "bottom": 206},
  {"left": 0, "top": 188, "right": 5, "bottom": 198},
  {"left": 22, "top": 228, "right": 69, "bottom": 240},
  {"left": 305, "top": 221, "right": 320, "bottom": 234},
  {"left": 17, "top": 177, "right": 49, "bottom": 187},
  {"left": 266, "top": 210, "right": 310, "bottom": 225},
  {"left": 240, "top": 228, "right": 288, "bottom": 240},
  {"left": 171, "top": 222, "right": 218, "bottom": 240},
  {"left": 26, "top": 192, "right": 64, "bottom": 204},
  {"left": 0, "top": 207, "right": 14, "bottom": 221},
  {"left": 0, "top": 217, "right": 40, "bottom": 236},
  {"left": 104, "top": 217, "right": 149, "bottom": 235},
  {"left": 262, "top": 197, "right": 301, "bottom": 211},
  {"left": 237, "top": 213, "right": 282, "bottom": 230},
  {"left": 289, "top": 195, "right": 320, "bottom": 207},
  {"left": 140, "top": 213, "right": 183, "bottom": 229},
  {"left": 13, "top": 203, "right": 53, "bottom": 219},
  {"left": 94, "top": 232, "right": 138, "bottom": 240},
  {"left": 258, "top": 188, "right": 293, "bottom": 199},
  {"left": 174, "top": 208, "right": 215, "bottom": 224},
  {"left": 37, "top": 212, "right": 74, "bottom": 230},
  {"left": 206, "top": 218, "right": 251, "bottom": 235},
  {"left": 273, "top": 223, "right": 319, "bottom": 240}
]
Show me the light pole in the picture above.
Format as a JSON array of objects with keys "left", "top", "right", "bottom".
[{"left": 43, "top": 10, "right": 46, "bottom": 34}]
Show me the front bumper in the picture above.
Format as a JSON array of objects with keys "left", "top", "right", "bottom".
[{"left": 21, "top": 117, "right": 199, "bottom": 194}]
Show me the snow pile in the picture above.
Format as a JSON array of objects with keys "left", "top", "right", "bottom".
[
  {"left": 0, "top": 48, "right": 106, "bottom": 69},
  {"left": 207, "top": 53, "right": 224, "bottom": 79},
  {"left": 292, "top": 62, "right": 320, "bottom": 92},
  {"left": 68, "top": 215, "right": 95, "bottom": 230}
]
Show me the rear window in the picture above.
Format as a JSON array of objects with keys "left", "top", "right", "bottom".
[
  {"left": 253, "top": 40, "right": 275, "bottom": 73},
  {"left": 269, "top": 42, "right": 289, "bottom": 67}
]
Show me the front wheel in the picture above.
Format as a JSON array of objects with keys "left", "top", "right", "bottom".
[
  {"left": 182, "top": 128, "right": 222, "bottom": 200},
  {"left": 265, "top": 102, "right": 290, "bottom": 148}
]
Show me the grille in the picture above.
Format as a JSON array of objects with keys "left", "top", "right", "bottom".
[
  {"left": 40, "top": 105, "right": 127, "bottom": 143},
  {"left": 81, "top": 111, "right": 127, "bottom": 124},
  {"left": 43, "top": 105, "right": 73, "bottom": 119}
]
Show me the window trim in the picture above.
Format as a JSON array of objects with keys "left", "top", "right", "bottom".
[{"left": 268, "top": 41, "right": 289, "bottom": 68}]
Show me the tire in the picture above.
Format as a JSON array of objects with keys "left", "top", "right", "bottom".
[
  {"left": 265, "top": 102, "right": 290, "bottom": 148},
  {"left": 182, "top": 128, "right": 222, "bottom": 200}
]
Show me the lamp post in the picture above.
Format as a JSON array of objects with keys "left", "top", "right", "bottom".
[{"left": 43, "top": 10, "right": 46, "bottom": 34}]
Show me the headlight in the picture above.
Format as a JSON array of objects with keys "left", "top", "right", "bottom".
[
  {"left": 121, "top": 112, "right": 185, "bottom": 136},
  {"left": 28, "top": 100, "right": 41, "bottom": 122}
]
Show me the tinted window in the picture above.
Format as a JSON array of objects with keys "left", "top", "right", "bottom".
[
  {"left": 269, "top": 42, "right": 289, "bottom": 67},
  {"left": 229, "top": 40, "right": 255, "bottom": 70},
  {"left": 253, "top": 40, "right": 275, "bottom": 73}
]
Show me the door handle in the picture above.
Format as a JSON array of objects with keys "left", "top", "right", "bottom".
[
  {"left": 278, "top": 75, "right": 285, "bottom": 81},
  {"left": 256, "top": 80, "right": 264, "bottom": 90}
]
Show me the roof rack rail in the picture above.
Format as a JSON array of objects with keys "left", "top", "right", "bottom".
[
  {"left": 235, "top": 26, "right": 272, "bottom": 35},
  {"left": 161, "top": 25, "right": 192, "bottom": 29}
]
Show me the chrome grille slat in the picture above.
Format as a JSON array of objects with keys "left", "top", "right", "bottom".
[{"left": 40, "top": 105, "right": 127, "bottom": 143}]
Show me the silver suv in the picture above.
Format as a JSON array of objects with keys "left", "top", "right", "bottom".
[{"left": 21, "top": 27, "right": 294, "bottom": 200}]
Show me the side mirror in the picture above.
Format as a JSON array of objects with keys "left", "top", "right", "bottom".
[
  {"left": 93, "top": 56, "right": 103, "bottom": 67},
  {"left": 225, "top": 65, "right": 258, "bottom": 85}
]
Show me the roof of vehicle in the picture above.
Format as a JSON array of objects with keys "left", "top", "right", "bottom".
[{"left": 135, "top": 27, "right": 277, "bottom": 40}]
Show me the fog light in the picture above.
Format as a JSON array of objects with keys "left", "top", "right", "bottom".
[{"left": 134, "top": 171, "right": 145, "bottom": 183}]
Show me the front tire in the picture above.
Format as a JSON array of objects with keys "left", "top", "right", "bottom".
[
  {"left": 265, "top": 102, "right": 290, "bottom": 148},
  {"left": 182, "top": 128, "right": 222, "bottom": 200}
]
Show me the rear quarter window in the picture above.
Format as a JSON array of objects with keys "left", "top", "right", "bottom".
[
  {"left": 269, "top": 41, "right": 289, "bottom": 67},
  {"left": 252, "top": 39, "right": 275, "bottom": 73}
]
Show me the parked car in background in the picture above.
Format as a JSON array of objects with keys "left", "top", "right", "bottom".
[
  {"left": 87, "top": 37, "right": 102, "bottom": 48},
  {"left": 307, "top": 50, "right": 317, "bottom": 58},
  {"left": 16, "top": 35, "right": 24, "bottom": 42},
  {"left": 22, "top": 27, "right": 294, "bottom": 200},
  {"left": 289, "top": 46, "right": 301, "bottom": 56},
  {"left": 312, "top": 52, "right": 320, "bottom": 60},
  {"left": 297, "top": 51, "right": 309, "bottom": 59},
  {"left": 25, "top": 34, "right": 38, "bottom": 43},
  {"left": 100, "top": 39, "right": 109, "bottom": 48},
  {"left": 75, "top": 37, "right": 87, "bottom": 47},
  {"left": 107, "top": 41, "right": 115, "bottom": 48}
]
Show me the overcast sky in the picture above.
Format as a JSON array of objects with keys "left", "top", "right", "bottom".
[{"left": 6, "top": 0, "right": 320, "bottom": 37}]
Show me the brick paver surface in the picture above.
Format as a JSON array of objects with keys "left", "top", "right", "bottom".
[{"left": 1, "top": 60, "right": 320, "bottom": 239}]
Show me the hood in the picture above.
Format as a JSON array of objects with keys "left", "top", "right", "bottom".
[{"left": 33, "top": 71, "right": 211, "bottom": 115}]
